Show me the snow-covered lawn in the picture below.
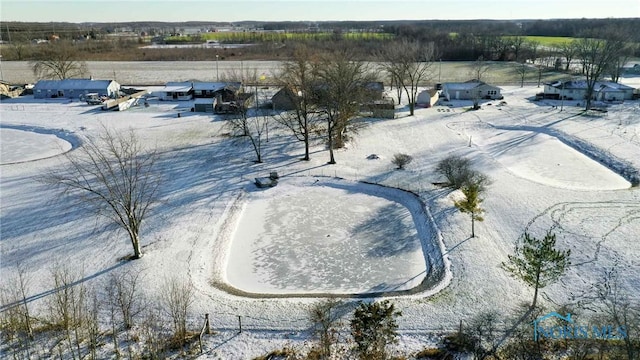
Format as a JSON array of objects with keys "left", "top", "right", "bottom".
[{"left": 1, "top": 81, "right": 639, "bottom": 358}]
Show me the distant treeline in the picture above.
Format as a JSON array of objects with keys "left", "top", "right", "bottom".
[{"left": 1, "top": 18, "right": 638, "bottom": 62}]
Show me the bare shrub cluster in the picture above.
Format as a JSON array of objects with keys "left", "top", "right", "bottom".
[{"left": 0, "top": 265, "right": 197, "bottom": 359}]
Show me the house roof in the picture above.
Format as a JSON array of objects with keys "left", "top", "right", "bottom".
[
  {"left": 192, "top": 82, "right": 240, "bottom": 91},
  {"left": 364, "top": 81, "right": 384, "bottom": 92},
  {"left": 443, "top": 80, "right": 500, "bottom": 91},
  {"left": 163, "top": 82, "right": 192, "bottom": 93},
  {"left": 33, "top": 79, "right": 117, "bottom": 90},
  {"left": 546, "top": 80, "right": 634, "bottom": 91}
]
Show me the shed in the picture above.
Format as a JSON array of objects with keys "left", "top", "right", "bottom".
[
  {"left": 416, "top": 89, "right": 439, "bottom": 108},
  {"left": 33, "top": 79, "right": 120, "bottom": 99},
  {"left": 271, "top": 87, "right": 299, "bottom": 110},
  {"left": 363, "top": 81, "right": 385, "bottom": 101}
]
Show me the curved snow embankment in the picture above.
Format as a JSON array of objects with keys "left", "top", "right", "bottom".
[
  {"left": 0, "top": 124, "right": 81, "bottom": 165},
  {"left": 495, "top": 124, "right": 639, "bottom": 187},
  {"left": 212, "top": 176, "right": 451, "bottom": 298},
  {"left": 465, "top": 116, "right": 635, "bottom": 190}
]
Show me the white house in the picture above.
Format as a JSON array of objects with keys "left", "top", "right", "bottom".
[
  {"left": 33, "top": 79, "right": 120, "bottom": 99},
  {"left": 160, "top": 82, "right": 193, "bottom": 101},
  {"left": 441, "top": 80, "right": 502, "bottom": 101},
  {"left": 544, "top": 80, "right": 635, "bottom": 101}
]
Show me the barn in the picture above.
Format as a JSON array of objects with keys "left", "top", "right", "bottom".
[{"left": 33, "top": 79, "right": 120, "bottom": 99}]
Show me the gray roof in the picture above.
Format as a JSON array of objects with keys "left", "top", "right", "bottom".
[
  {"left": 547, "top": 80, "right": 634, "bottom": 91},
  {"left": 163, "top": 82, "right": 192, "bottom": 93},
  {"left": 33, "top": 79, "right": 117, "bottom": 90},
  {"left": 192, "top": 82, "right": 240, "bottom": 91},
  {"left": 443, "top": 80, "right": 500, "bottom": 91},
  {"left": 162, "top": 81, "right": 241, "bottom": 93}
]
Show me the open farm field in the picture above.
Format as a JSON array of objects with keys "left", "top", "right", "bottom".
[{"left": 1, "top": 60, "right": 566, "bottom": 85}]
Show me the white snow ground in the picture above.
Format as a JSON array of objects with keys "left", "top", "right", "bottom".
[{"left": 1, "top": 80, "right": 639, "bottom": 358}]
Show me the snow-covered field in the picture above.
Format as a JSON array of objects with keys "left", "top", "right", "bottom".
[{"left": 1, "top": 79, "right": 639, "bottom": 358}]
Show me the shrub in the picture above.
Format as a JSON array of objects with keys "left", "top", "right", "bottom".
[
  {"left": 435, "top": 155, "right": 490, "bottom": 190},
  {"left": 435, "top": 155, "right": 472, "bottom": 189},
  {"left": 392, "top": 153, "right": 413, "bottom": 170},
  {"left": 415, "top": 347, "right": 452, "bottom": 359}
]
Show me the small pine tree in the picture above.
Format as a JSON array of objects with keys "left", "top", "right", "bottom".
[
  {"left": 350, "top": 300, "right": 401, "bottom": 360},
  {"left": 454, "top": 181, "right": 485, "bottom": 238},
  {"left": 501, "top": 231, "right": 571, "bottom": 308}
]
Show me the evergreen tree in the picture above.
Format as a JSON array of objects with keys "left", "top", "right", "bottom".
[
  {"left": 454, "top": 181, "right": 485, "bottom": 238},
  {"left": 350, "top": 300, "right": 401, "bottom": 360},
  {"left": 502, "top": 231, "right": 571, "bottom": 308}
]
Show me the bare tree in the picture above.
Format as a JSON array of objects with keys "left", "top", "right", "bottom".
[
  {"left": 226, "top": 98, "right": 270, "bottom": 163},
  {"left": 515, "top": 62, "right": 529, "bottom": 88},
  {"left": 30, "top": 40, "right": 88, "bottom": 79},
  {"left": 585, "top": 268, "right": 639, "bottom": 360},
  {"left": 0, "top": 265, "right": 34, "bottom": 359},
  {"left": 275, "top": 45, "right": 322, "bottom": 161},
  {"left": 558, "top": 41, "right": 579, "bottom": 72},
  {"left": 309, "top": 298, "right": 344, "bottom": 359},
  {"left": 378, "top": 40, "right": 436, "bottom": 115},
  {"left": 608, "top": 43, "right": 635, "bottom": 83},
  {"left": 312, "top": 51, "right": 373, "bottom": 164},
  {"left": 470, "top": 55, "right": 491, "bottom": 82},
  {"left": 43, "top": 127, "right": 161, "bottom": 260},
  {"left": 160, "top": 276, "right": 195, "bottom": 344},
  {"left": 106, "top": 269, "right": 145, "bottom": 330},
  {"left": 47, "top": 262, "right": 90, "bottom": 360},
  {"left": 464, "top": 311, "right": 503, "bottom": 360},
  {"left": 575, "top": 28, "right": 628, "bottom": 110},
  {"left": 511, "top": 36, "right": 527, "bottom": 62}
]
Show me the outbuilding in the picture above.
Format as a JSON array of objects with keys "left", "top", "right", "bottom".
[
  {"left": 271, "top": 87, "right": 299, "bottom": 110},
  {"left": 416, "top": 89, "right": 439, "bottom": 108},
  {"left": 33, "top": 79, "right": 120, "bottom": 99}
]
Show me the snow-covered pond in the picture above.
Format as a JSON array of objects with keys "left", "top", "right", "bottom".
[{"left": 224, "top": 178, "right": 440, "bottom": 295}]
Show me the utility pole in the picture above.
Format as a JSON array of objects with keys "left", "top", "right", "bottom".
[
  {"left": 215, "top": 54, "right": 219, "bottom": 82},
  {"left": 560, "top": 79, "right": 565, "bottom": 112}
]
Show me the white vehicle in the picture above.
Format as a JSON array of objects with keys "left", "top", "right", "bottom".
[{"left": 80, "top": 93, "right": 104, "bottom": 105}]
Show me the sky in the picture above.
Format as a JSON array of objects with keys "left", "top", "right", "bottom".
[{"left": 1, "top": 0, "right": 639, "bottom": 23}]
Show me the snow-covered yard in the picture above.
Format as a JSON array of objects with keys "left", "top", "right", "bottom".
[{"left": 1, "top": 80, "right": 639, "bottom": 358}]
